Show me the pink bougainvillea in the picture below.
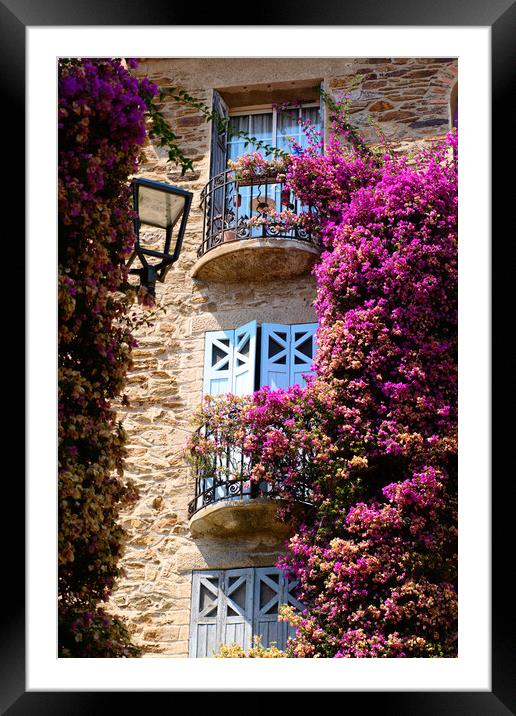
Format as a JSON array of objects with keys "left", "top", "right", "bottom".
[
  {"left": 189, "top": 108, "right": 458, "bottom": 657},
  {"left": 58, "top": 58, "right": 158, "bottom": 657}
]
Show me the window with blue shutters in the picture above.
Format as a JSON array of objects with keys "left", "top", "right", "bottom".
[
  {"left": 203, "top": 321, "right": 317, "bottom": 397},
  {"left": 189, "top": 567, "right": 303, "bottom": 657},
  {"left": 223, "top": 102, "right": 323, "bottom": 235},
  {"left": 260, "top": 322, "right": 318, "bottom": 390}
]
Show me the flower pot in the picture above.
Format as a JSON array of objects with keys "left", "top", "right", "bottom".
[{"left": 223, "top": 230, "right": 236, "bottom": 243}]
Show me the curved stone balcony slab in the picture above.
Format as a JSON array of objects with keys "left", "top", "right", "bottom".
[
  {"left": 196, "top": 169, "right": 321, "bottom": 283},
  {"left": 191, "top": 236, "right": 322, "bottom": 283},
  {"left": 188, "top": 497, "right": 290, "bottom": 538}
]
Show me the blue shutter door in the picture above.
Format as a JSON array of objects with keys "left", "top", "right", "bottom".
[
  {"left": 253, "top": 567, "right": 284, "bottom": 649},
  {"left": 260, "top": 324, "right": 291, "bottom": 390},
  {"left": 210, "top": 90, "right": 229, "bottom": 179},
  {"left": 290, "top": 323, "right": 318, "bottom": 387},
  {"left": 319, "top": 81, "right": 326, "bottom": 151},
  {"left": 190, "top": 568, "right": 303, "bottom": 656},
  {"left": 203, "top": 329, "right": 234, "bottom": 396},
  {"left": 208, "top": 91, "right": 229, "bottom": 249},
  {"left": 202, "top": 331, "right": 234, "bottom": 505},
  {"left": 253, "top": 567, "right": 303, "bottom": 650},
  {"left": 232, "top": 320, "right": 257, "bottom": 396},
  {"left": 283, "top": 577, "right": 304, "bottom": 644},
  {"left": 204, "top": 323, "right": 257, "bottom": 397},
  {"left": 189, "top": 571, "right": 223, "bottom": 658}
]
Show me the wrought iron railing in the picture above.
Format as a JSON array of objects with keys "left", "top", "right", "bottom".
[
  {"left": 188, "top": 424, "right": 312, "bottom": 518},
  {"left": 198, "top": 170, "right": 321, "bottom": 258}
]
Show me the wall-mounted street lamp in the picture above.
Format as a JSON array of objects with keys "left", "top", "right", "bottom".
[{"left": 125, "top": 177, "right": 193, "bottom": 297}]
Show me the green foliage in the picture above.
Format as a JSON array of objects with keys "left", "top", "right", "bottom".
[{"left": 169, "top": 87, "right": 291, "bottom": 161}]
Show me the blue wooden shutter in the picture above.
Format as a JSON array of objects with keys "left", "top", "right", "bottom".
[
  {"left": 289, "top": 323, "right": 318, "bottom": 387},
  {"left": 253, "top": 567, "right": 284, "bottom": 649},
  {"left": 210, "top": 90, "right": 229, "bottom": 179},
  {"left": 220, "top": 568, "right": 254, "bottom": 650},
  {"left": 261, "top": 323, "right": 318, "bottom": 389},
  {"left": 189, "top": 571, "right": 223, "bottom": 658},
  {"left": 253, "top": 567, "right": 304, "bottom": 650},
  {"left": 231, "top": 321, "right": 256, "bottom": 499},
  {"left": 260, "top": 323, "right": 291, "bottom": 390},
  {"left": 319, "top": 81, "right": 325, "bottom": 152},
  {"left": 208, "top": 91, "right": 229, "bottom": 247},
  {"left": 232, "top": 320, "right": 257, "bottom": 396},
  {"left": 282, "top": 576, "right": 304, "bottom": 644},
  {"left": 203, "top": 323, "right": 256, "bottom": 397},
  {"left": 203, "top": 329, "right": 234, "bottom": 396}
]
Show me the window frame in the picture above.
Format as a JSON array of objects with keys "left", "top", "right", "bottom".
[{"left": 227, "top": 101, "right": 322, "bottom": 159}]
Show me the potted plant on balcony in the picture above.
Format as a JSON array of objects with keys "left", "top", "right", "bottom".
[
  {"left": 228, "top": 151, "right": 291, "bottom": 184},
  {"left": 245, "top": 207, "right": 316, "bottom": 240}
]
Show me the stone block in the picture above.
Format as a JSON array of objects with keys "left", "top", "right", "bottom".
[{"left": 368, "top": 100, "right": 394, "bottom": 112}]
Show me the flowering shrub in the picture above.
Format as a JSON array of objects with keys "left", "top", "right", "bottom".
[
  {"left": 279, "top": 466, "right": 457, "bottom": 657},
  {"left": 58, "top": 58, "right": 161, "bottom": 656},
  {"left": 188, "top": 393, "right": 251, "bottom": 472},
  {"left": 190, "top": 104, "right": 458, "bottom": 656}
]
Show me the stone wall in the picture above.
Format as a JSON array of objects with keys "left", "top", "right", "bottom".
[{"left": 107, "top": 57, "right": 458, "bottom": 657}]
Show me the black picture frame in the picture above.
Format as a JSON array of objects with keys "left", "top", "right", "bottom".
[{"left": 8, "top": 0, "right": 513, "bottom": 711}]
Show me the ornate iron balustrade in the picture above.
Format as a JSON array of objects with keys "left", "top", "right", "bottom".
[
  {"left": 188, "top": 424, "right": 312, "bottom": 518},
  {"left": 198, "top": 170, "right": 321, "bottom": 258}
]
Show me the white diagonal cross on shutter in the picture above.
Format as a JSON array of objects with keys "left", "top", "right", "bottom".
[
  {"left": 203, "top": 329, "right": 234, "bottom": 396},
  {"left": 233, "top": 320, "right": 257, "bottom": 396}
]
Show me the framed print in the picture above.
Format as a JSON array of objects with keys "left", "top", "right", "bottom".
[{"left": 9, "top": 0, "right": 512, "bottom": 711}]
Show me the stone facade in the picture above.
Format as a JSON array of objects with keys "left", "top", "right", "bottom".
[{"left": 108, "top": 57, "right": 458, "bottom": 657}]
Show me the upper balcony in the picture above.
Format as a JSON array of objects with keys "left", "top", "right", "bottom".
[
  {"left": 191, "top": 170, "right": 322, "bottom": 283},
  {"left": 187, "top": 426, "right": 311, "bottom": 538}
]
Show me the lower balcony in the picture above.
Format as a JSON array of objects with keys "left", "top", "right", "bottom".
[
  {"left": 191, "top": 170, "right": 322, "bottom": 283},
  {"left": 187, "top": 443, "right": 311, "bottom": 538}
]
